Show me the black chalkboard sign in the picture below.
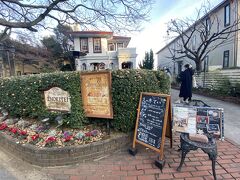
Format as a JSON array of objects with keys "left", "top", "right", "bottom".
[
  {"left": 137, "top": 94, "right": 166, "bottom": 149},
  {"left": 132, "top": 92, "right": 171, "bottom": 160}
]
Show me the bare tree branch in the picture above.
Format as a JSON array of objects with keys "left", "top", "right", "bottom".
[
  {"left": 166, "top": 2, "right": 240, "bottom": 71},
  {"left": 0, "top": 0, "right": 153, "bottom": 41}
]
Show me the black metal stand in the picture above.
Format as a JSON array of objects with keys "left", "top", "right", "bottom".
[
  {"left": 128, "top": 148, "right": 138, "bottom": 156},
  {"left": 155, "top": 158, "right": 165, "bottom": 172},
  {"left": 177, "top": 133, "right": 217, "bottom": 180}
]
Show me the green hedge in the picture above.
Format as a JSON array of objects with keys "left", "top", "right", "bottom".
[
  {"left": 111, "top": 70, "right": 170, "bottom": 132},
  {"left": 0, "top": 70, "right": 170, "bottom": 132},
  {"left": 0, "top": 72, "right": 86, "bottom": 127}
]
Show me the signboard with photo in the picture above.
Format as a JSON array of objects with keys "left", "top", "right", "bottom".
[
  {"left": 173, "top": 105, "right": 224, "bottom": 139},
  {"left": 172, "top": 106, "right": 197, "bottom": 134}
]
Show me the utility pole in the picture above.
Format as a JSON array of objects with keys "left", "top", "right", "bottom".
[{"left": 0, "top": 43, "right": 15, "bottom": 77}]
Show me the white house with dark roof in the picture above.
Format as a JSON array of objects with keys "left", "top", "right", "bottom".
[
  {"left": 157, "top": 0, "right": 240, "bottom": 75},
  {"left": 70, "top": 31, "right": 137, "bottom": 71}
]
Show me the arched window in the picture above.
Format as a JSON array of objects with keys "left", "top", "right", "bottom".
[
  {"left": 109, "top": 63, "right": 114, "bottom": 69},
  {"left": 122, "top": 62, "right": 132, "bottom": 69},
  {"left": 82, "top": 63, "right": 86, "bottom": 71},
  {"left": 99, "top": 63, "right": 105, "bottom": 70},
  {"left": 90, "top": 63, "right": 105, "bottom": 71}
]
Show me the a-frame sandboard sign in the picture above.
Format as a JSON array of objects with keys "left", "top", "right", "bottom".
[
  {"left": 165, "top": 96, "right": 173, "bottom": 148},
  {"left": 129, "top": 92, "right": 172, "bottom": 171}
]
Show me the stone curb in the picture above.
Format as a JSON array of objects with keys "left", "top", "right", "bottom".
[{"left": 0, "top": 131, "right": 131, "bottom": 167}]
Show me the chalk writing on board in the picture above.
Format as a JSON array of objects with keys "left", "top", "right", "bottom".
[{"left": 136, "top": 94, "right": 167, "bottom": 149}]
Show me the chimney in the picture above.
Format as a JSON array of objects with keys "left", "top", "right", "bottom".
[{"left": 72, "top": 23, "right": 80, "bottom": 31}]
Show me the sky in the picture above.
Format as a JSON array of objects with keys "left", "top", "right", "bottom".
[{"left": 128, "top": 0, "right": 223, "bottom": 68}]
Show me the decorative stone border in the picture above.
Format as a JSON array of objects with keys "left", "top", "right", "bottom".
[{"left": 0, "top": 132, "right": 131, "bottom": 167}]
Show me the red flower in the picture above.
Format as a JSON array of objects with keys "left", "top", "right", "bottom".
[
  {"left": 31, "top": 134, "right": 39, "bottom": 141},
  {"left": 9, "top": 127, "right": 18, "bottom": 134},
  {"left": 0, "top": 123, "right": 8, "bottom": 130},
  {"left": 45, "top": 136, "right": 56, "bottom": 143},
  {"left": 85, "top": 132, "right": 92, "bottom": 137},
  {"left": 19, "top": 130, "right": 27, "bottom": 136},
  {"left": 64, "top": 135, "right": 73, "bottom": 142}
]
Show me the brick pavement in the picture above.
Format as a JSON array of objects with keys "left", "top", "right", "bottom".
[{"left": 43, "top": 135, "right": 240, "bottom": 180}]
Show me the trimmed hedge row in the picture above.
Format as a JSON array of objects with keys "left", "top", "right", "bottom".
[
  {"left": 0, "top": 72, "right": 86, "bottom": 127},
  {"left": 111, "top": 70, "right": 170, "bottom": 132},
  {"left": 0, "top": 70, "right": 170, "bottom": 132}
]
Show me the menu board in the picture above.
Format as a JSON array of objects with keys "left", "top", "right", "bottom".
[
  {"left": 133, "top": 93, "right": 170, "bottom": 159},
  {"left": 173, "top": 105, "right": 224, "bottom": 139},
  {"left": 80, "top": 71, "right": 113, "bottom": 118}
]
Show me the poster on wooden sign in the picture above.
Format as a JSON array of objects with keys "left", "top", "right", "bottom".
[
  {"left": 129, "top": 92, "right": 172, "bottom": 170},
  {"left": 172, "top": 105, "right": 224, "bottom": 140},
  {"left": 80, "top": 71, "right": 113, "bottom": 119}
]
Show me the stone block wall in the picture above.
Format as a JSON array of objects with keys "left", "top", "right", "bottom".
[{"left": 0, "top": 132, "right": 131, "bottom": 167}]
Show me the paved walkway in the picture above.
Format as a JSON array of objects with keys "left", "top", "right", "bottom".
[
  {"left": 0, "top": 90, "right": 240, "bottom": 180},
  {"left": 42, "top": 138, "right": 240, "bottom": 180},
  {"left": 0, "top": 147, "right": 50, "bottom": 180},
  {"left": 0, "top": 165, "right": 17, "bottom": 180}
]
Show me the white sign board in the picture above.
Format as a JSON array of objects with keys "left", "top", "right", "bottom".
[{"left": 44, "top": 87, "right": 71, "bottom": 112}]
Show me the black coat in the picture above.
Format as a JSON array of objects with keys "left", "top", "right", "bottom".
[{"left": 179, "top": 68, "right": 194, "bottom": 99}]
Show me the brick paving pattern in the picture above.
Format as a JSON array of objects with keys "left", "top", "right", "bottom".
[{"left": 43, "top": 135, "right": 240, "bottom": 180}]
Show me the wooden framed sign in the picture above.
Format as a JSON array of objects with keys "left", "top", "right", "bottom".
[
  {"left": 173, "top": 105, "right": 224, "bottom": 140},
  {"left": 129, "top": 92, "right": 171, "bottom": 169},
  {"left": 80, "top": 71, "right": 113, "bottom": 119}
]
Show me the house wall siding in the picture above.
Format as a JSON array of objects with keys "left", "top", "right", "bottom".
[
  {"left": 236, "top": 0, "right": 240, "bottom": 67},
  {"left": 195, "top": 69, "right": 240, "bottom": 88},
  {"left": 157, "top": 0, "right": 240, "bottom": 73}
]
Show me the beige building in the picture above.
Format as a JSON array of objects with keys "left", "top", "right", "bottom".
[
  {"left": 0, "top": 42, "right": 54, "bottom": 78},
  {"left": 157, "top": 0, "right": 240, "bottom": 75},
  {"left": 70, "top": 31, "right": 137, "bottom": 71}
]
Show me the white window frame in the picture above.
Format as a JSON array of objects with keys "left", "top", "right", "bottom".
[
  {"left": 192, "top": 35, "right": 196, "bottom": 50},
  {"left": 80, "top": 38, "right": 88, "bottom": 52},
  {"left": 206, "top": 18, "right": 211, "bottom": 35},
  {"left": 108, "top": 43, "right": 115, "bottom": 51},
  {"left": 93, "top": 38, "right": 102, "bottom": 53},
  {"left": 224, "top": 4, "right": 230, "bottom": 26},
  {"left": 223, "top": 50, "right": 229, "bottom": 68},
  {"left": 117, "top": 43, "right": 124, "bottom": 49}
]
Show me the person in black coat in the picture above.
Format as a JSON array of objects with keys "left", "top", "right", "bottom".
[{"left": 179, "top": 64, "right": 194, "bottom": 102}]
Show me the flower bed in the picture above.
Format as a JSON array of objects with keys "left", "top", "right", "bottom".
[
  {"left": 0, "top": 117, "right": 131, "bottom": 167},
  {"left": 0, "top": 118, "right": 105, "bottom": 148},
  {"left": 0, "top": 130, "right": 130, "bottom": 167}
]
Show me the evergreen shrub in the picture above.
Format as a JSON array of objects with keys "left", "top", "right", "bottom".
[
  {"left": 0, "top": 72, "right": 86, "bottom": 128},
  {"left": 0, "top": 70, "right": 170, "bottom": 132}
]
